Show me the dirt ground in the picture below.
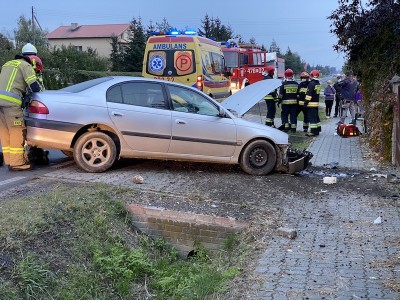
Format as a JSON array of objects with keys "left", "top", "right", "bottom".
[{"left": 1, "top": 159, "right": 399, "bottom": 298}]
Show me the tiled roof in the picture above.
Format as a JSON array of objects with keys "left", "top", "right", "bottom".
[{"left": 46, "top": 24, "right": 131, "bottom": 39}]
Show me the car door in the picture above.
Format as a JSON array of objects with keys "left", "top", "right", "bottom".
[
  {"left": 106, "top": 81, "right": 172, "bottom": 153},
  {"left": 167, "top": 85, "right": 237, "bottom": 158}
]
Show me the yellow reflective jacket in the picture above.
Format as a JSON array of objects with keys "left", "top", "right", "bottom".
[{"left": 0, "top": 57, "right": 38, "bottom": 106}]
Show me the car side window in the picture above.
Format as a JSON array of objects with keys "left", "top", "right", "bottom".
[
  {"left": 107, "top": 85, "right": 123, "bottom": 103},
  {"left": 167, "top": 85, "right": 219, "bottom": 116},
  {"left": 107, "top": 82, "right": 166, "bottom": 109}
]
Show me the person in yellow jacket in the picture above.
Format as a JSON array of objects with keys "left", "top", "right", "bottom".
[{"left": 0, "top": 44, "right": 42, "bottom": 170}]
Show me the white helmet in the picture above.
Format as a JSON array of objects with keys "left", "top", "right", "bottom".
[{"left": 22, "top": 43, "right": 37, "bottom": 55}]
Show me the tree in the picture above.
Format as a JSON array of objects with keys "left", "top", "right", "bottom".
[
  {"left": 124, "top": 17, "right": 147, "bottom": 72},
  {"left": 0, "top": 33, "right": 13, "bottom": 50},
  {"left": 156, "top": 17, "right": 172, "bottom": 32},
  {"left": 282, "top": 47, "right": 303, "bottom": 75},
  {"left": 269, "top": 39, "right": 281, "bottom": 56},
  {"left": 110, "top": 35, "right": 125, "bottom": 71},
  {"left": 198, "top": 15, "right": 234, "bottom": 41},
  {"left": 13, "top": 15, "right": 47, "bottom": 50}
]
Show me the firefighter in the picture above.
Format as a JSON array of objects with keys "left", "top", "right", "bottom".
[
  {"left": 0, "top": 44, "right": 42, "bottom": 170},
  {"left": 297, "top": 72, "right": 310, "bottom": 132},
  {"left": 304, "top": 69, "right": 321, "bottom": 136},
  {"left": 278, "top": 69, "right": 298, "bottom": 133},
  {"left": 262, "top": 66, "right": 278, "bottom": 127}
]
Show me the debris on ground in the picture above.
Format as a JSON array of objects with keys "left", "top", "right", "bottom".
[
  {"left": 277, "top": 227, "right": 297, "bottom": 239},
  {"left": 133, "top": 175, "right": 144, "bottom": 184}
]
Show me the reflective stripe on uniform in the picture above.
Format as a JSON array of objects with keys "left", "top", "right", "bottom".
[
  {"left": 307, "top": 102, "right": 319, "bottom": 107},
  {"left": 298, "top": 101, "right": 305, "bottom": 105},
  {"left": 9, "top": 147, "right": 24, "bottom": 154},
  {"left": 0, "top": 91, "right": 22, "bottom": 106},
  {"left": 264, "top": 95, "right": 275, "bottom": 100},
  {"left": 281, "top": 99, "right": 297, "bottom": 105},
  {"left": 2, "top": 146, "right": 10, "bottom": 153}
]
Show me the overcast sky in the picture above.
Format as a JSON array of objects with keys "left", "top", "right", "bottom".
[{"left": 1, "top": 0, "right": 345, "bottom": 70}]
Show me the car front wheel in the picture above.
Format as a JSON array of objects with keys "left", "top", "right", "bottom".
[
  {"left": 73, "top": 131, "right": 117, "bottom": 173},
  {"left": 239, "top": 140, "right": 277, "bottom": 175}
]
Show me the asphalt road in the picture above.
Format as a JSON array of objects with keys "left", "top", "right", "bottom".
[{"left": 0, "top": 149, "right": 72, "bottom": 192}]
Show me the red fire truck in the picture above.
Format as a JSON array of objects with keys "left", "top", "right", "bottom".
[{"left": 220, "top": 41, "right": 285, "bottom": 93}]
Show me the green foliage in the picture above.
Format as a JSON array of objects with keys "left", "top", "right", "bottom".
[
  {"left": 0, "top": 33, "right": 13, "bottom": 50},
  {"left": 13, "top": 15, "right": 48, "bottom": 49},
  {"left": 329, "top": 0, "right": 399, "bottom": 161},
  {"left": 94, "top": 243, "right": 153, "bottom": 295},
  {"left": 11, "top": 254, "right": 54, "bottom": 299},
  {"left": 0, "top": 184, "right": 241, "bottom": 299},
  {"left": 123, "top": 17, "right": 147, "bottom": 72},
  {"left": 198, "top": 14, "right": 234, "bottom": 41},
  {"left": 282, "top": 47, "right": 304, "bottom": 75}
]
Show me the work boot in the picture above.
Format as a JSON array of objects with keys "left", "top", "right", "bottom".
[{"left": 8, "top": 164, "right": 33, "bottom": 171}]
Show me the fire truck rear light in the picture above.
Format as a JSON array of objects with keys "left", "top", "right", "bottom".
[{"left": 28, "top": 100, "right": 49, "bottom": 114}]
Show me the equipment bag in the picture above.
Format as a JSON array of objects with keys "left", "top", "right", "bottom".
[{"left": 336, "top": 123, "right": 361, "bottom": 137}]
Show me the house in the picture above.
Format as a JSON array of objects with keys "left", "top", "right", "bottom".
[{"left": 46, "top": 23, "right": 131, "bottom": 58}]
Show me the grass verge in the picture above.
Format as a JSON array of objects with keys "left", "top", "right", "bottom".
[{"left": 0, "top": 183, "right": 243, "bottom": 300}]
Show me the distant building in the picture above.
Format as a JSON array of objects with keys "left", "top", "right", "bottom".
[{"left": 46, "top": 23, "right": 131, "bottom": 58}]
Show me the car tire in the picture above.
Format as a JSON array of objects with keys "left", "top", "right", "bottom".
[
  {"left": 61, "top": 150, "right": 73, "bottom": 158},
  {"left": 239, "top": 140, "right": 276, "bottom": 175},
  {"left": 73, "top": 131, "right": 117, "bottom": 173}
]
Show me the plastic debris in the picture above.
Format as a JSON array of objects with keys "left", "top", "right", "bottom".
[
  {"left": 373, "top": 216, "right": 382, "bottom": 224},
  {"left": 372, "top": 174, "right": 387, "bottom": 178},
  {"left": 323, "top": 176, "right": 337, "bottom": 184}
]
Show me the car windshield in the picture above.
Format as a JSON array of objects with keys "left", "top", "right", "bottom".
[{"left": 61, "top": 77, "right": 114, "bottom": 93}]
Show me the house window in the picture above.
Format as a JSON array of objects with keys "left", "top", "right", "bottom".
[{"left": 74, "top": 46, "right": 83, "bottom": 51}]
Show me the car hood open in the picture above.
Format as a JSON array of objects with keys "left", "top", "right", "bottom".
[{"left": 220, "top": 79, "right": 282, "bottom": 117}]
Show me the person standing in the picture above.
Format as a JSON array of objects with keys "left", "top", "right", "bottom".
[
  {"left": 305, "top": 70, "right": 321, "bottom": 136},
  {"left": 279, "top": 69, "right": 298, "bottom": 133},
  {"left": 297, "top": 71, "right": 310, "bottom": 132},
  {"left": 338, "top": 73, "right": 359, "bottom": 125},
  {"left": 0, "top": 44, "right": 42, "bottom": 170},
  {"left": 323, "top": 80, "right": 336, "bottom": 118},
  {"left": 333, "top": 75, "right": 343, "bottom": 117},
  {"left": 263, "top": 66, "right": 278, "bottom": 127}
]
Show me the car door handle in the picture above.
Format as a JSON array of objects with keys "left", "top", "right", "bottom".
[
  {"left": 175, "top": 119, "right": 187, "bottom": 124},
  {"left": 112, "top": 111, "right": 124, "bottom": 117}
]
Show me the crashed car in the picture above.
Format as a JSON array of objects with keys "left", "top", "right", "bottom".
[{"left": 25, "top": 77, "right": 312, "bottom": 174}]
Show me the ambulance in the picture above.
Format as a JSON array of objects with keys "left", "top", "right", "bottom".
[{"left": 142, "top": 30, "right": 231, "bottom": 99}]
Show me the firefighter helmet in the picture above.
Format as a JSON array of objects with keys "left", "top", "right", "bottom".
[
  {"left": 310, "top": 69, "right": 320, "bottom": 78},
  {"left": 300, "top": 71, "right": 310, "bottom": 79},
  {"left": 28, "top": 55, "right": 43, "bottom": 73},
  {"left": 284, "top": 68, "right": 294, "bottom": 78},
  {"left": 266, "top": 65, "right": 275, "bottom": 75},
  {"left": 22, "top": 43, "right": 37, "bottom": 55}
]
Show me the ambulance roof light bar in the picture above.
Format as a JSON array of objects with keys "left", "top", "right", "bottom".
[{"left": 150, "top": 28, "right": 197, "bottom": 36}]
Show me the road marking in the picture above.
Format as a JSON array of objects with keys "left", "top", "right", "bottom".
[{"left": 0, "top": 176, "right": 26, "bottom": 186}]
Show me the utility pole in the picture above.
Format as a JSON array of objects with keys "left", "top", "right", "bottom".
[{"left": 32, "top": 6, "right": 35, "bottom": 44}]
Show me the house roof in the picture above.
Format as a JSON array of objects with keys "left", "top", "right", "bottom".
[{"left": 46, "top": 24, "right": 131, "bottom": 39}]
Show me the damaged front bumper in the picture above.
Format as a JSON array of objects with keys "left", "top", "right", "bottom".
[{"left": 275, "top": 145, "right": 313, "bottom": 174}]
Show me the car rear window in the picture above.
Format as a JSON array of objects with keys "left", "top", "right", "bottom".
[{"left": 61, "top": 77, "right": 114, "bottom": 93}]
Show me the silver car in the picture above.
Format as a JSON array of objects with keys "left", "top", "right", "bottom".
[{"left": 26, "top": 77, "right": 311, "bottom": 174}]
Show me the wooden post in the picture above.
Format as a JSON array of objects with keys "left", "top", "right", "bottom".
[{"left": 391, "top": 76, "right": 400, "bottom": 167}]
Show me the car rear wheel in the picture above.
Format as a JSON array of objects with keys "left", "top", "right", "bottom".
[
  {"left": 239, "top": 140, "right": 277, "bottom": 175},
  {"left": 73, "top": 131, "right": 117, "bottom": 173}
]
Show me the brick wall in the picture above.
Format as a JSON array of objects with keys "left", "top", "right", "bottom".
[{"left": 126, "top": 204, "right": 248, "bottom": 257}]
